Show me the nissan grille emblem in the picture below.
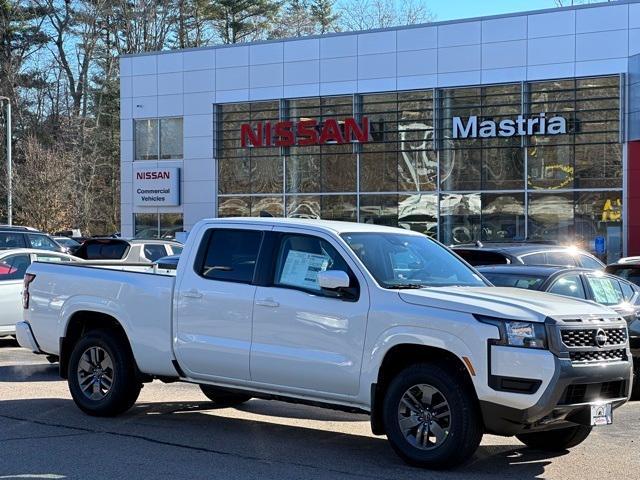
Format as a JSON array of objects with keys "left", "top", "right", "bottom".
[{"left": 594, "top": 329, "right": 608, "bottom": 348}]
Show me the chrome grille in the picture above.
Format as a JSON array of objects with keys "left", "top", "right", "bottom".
[{"left": 561, "top": 328, "right": 627, "bottom": 348}]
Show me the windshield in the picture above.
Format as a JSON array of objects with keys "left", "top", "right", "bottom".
[{"left": 341, "top": 232, "right": 486, "bottom": 289}]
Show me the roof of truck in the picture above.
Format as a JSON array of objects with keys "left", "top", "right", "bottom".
[{"left": 201, "top": 217, "right": 423, "bottom": 236}]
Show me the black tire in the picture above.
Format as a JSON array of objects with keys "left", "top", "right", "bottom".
[
  {"left": 67, "top": 330, "right": 141, "bottom": 416},
  {"left": 516, "top": 425, "right": 592, "bottom": 451},
  {"left": 200, "top": 385, "right": 251, "bottom": 407},
  {"left": 632, "top": 369, "right": 640, "bottom": 401},
  {"left": 382, "top": 363, "right": 483, "bottom": 469}
]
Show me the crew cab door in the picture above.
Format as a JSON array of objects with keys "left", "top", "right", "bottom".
[
  {"left": 250, "top": 230, "right": 369, "bottom": 397},
  {"left": 174, "top": 226, "right": 265, "bottom": 381}
]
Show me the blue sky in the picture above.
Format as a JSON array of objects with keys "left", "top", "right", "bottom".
[{"left": 430, "top": 0, "right": 568, "bottom": 21}]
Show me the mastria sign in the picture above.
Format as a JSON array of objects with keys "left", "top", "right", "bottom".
[
  {"left": 240, "top": 117, "right": 369, "bottom": 147},
  {"left": 453, "top": 113, "right": 567, "bottom": 139}
]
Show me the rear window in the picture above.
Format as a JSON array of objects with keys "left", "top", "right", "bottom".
[
  {"left": 198, "top": 229, "right": 262, "bottom": 283},
  {"left": 0, "top": 232, "right": 26, "bottom": 249},
  {"left": 454, "top": 249, "right": 509, "bottom": 266},
  {"left": 80, "top": 241, "right": 129, "bottom": 260},
  {"left": 27, "top": 234, "right": 59, "bottom": 251},
  {"left": 481, "top": 272, "right": 546, "bottom": 290}
]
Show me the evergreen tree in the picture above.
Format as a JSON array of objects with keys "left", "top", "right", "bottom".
[
  {"left": 310, "top": 0, "right": 339, "bottom": 34},
  {"left": 206, "top": 0, "right": 282, "bottom": 44}
]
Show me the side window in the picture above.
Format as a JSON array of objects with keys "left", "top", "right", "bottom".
[
  {"left": 578, "top": 254, "right": 604, "bottom": 270},
  {"left": 27, "top": 234, "right": 59, "bottom": 251},
  {"left": 144, "top": 244, "right": 169, "bottom": 262},
  {"left": 0, "top": 254, "right": 32, "bottom": 281},
  {"left": 586, "top": 275, "right": 625, "bottom": 305},
  {"left": 274, "top": 234, "right": 352, "bottom": 294},
  {"left": 548, "top": 274, "right": 586, "bottom": 299},
  {"left": 545, "top": 252, "right": 577, "bottom": 266},
  {"left": 617, "top": 279, "right": 635, "bottom": 302},
  {"left": 0, "top": 232, "right": 26, "bottom": 249},
  {"left": 199, "top": 229, "right": 262, "bottom": 283},
  {"left": 520, "top": 252, "right": 547, "bottom": 265}
]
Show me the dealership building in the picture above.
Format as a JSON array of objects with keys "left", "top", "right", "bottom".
[{"left": 120, "top": 0, "right": 640, "bottom": 261}]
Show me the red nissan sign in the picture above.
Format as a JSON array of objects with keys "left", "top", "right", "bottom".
[{"left": 240, "top": 117, "right": 369, "bottom": 147}]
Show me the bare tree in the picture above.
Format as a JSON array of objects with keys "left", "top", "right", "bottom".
[{"left": 337, "top": 0, "right": 433, "bottom": 31}]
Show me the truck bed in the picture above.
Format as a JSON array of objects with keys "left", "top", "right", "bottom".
[{"left": 26, "top": 261, "right": 178, "bottom": 377}]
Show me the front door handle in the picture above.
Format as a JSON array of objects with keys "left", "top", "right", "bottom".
[
  {"left": 255, "top": 298, "right": 279, "bottom": 308},
  {"left": 182, "top": 289, "right": 203, "bottom": 299}
]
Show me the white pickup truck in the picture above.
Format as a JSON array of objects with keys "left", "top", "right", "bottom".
[{"left": 17, "top": 218, "right": 633, "bottom": 468}]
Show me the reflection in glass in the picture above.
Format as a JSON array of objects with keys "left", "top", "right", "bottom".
[
  {"left": 134, "top": 213, "right": 158, "bottom": 238},
  {"left": 251, "top": 196, "right": 284, "bottom": 217},
  {"left": 481, "top": 193, "right": 525, "bottom": 242},
  {"left": 574, "top": 191, "right": 622, "bottom": 262},
  {"left": 440, "top": 193, "right": 481, "bottom": 245},
  {"left": 527, "top": 144, "right": 574, "bottom": 190},
  {"left": 160, "top": 118, "right": 183, "bottom": 159},
  {"left": 251, "top": 156, "right": 283, "bottom": 193},
  {"left": 135, "top": 119, "right": 158, "bottom": 160},
  {"left": 159, "top": 213, "right": 184, "bottom": 238},
  {"left": 218, "top": 157, "right": 251, "bottom": 194},
  {"left": 528, "top": 193, "right": 574, "bottom": 244},
  {"left": 286, "top": 195, "right": 321, "bottom": 219},
  {"left": 399, "top": 194, "right": 438, "bottom": 238},
  {"left": 322, "top": 195, "right": 357, "bottom": 222},
  {"left": 360, "top": 195, "right": 398, "bottom": 226},
  {"left": 218, "top": 196, "right": 250, "bottom": 217},
  {"left": 286, "top": 155, "right": 320, "bottom": 193}
]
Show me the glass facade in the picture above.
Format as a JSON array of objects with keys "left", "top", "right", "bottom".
[
  {"left": 134, "top": 213, "right": 184, "bottom": 239},
  {"left": 216, "top": 75, "right": 622, "bottom": 258}
]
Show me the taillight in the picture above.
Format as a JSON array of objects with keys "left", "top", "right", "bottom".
[{"left": 23, "top": 273, "right": 36, "bottom": 309}]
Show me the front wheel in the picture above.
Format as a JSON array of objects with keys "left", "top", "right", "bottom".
[
  {"left": 382, "top": 363, "right": 483, "bottom": 469},
  {"left": 67, "top": 330, "right": 141, "bottom": 416},
  {"left": 516, "top": 425, "right": 592, "bottom": 451}
]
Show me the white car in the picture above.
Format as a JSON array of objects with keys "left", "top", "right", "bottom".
[
  {"left": 17, "top": 219, "right": 632, "bottom": 468},
  {"left": 0, "top": 249, "right": 81, "bottom": 337}
]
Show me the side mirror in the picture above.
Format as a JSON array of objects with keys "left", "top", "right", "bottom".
[{"left": 317, "top": 270, "right": 350, "bottom": 290}]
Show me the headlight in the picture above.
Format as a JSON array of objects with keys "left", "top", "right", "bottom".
[{"left": 476, "top": 316, "right": 547, "bottom": 349}]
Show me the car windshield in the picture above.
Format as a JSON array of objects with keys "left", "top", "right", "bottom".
[
  {"left": 481, "top": 272, "right": 547, "bottom": 290},
  {"left": 341, "top": 232, "right": 486, "bottom": 289}
]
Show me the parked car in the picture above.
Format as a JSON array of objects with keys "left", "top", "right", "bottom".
[
  {"left": 478, "top": 264, "right": 640, "bottom": 398},
  {"left": 0, "top": 228, "right": 65, "bottom": 253},
  {"left": 17, "top": 218, "right": 632, "bottom": 468},
  {"left": 53, "top": 236, "right": 82, "bottom": 255},
  {"left": 73, "top": 238, "right": 182, "bottom": 263},
  {"left": 453, "top": 242, "right": 605, "bottom": 269},
  {"left": 605, "top": 258, "right": 640, "bottom": 287},
  {"left": 0, "top": 249, "right": 81, "bottom": 337}
]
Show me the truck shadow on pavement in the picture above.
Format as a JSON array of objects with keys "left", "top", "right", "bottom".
[
  {"left": 0, "top": 396, "right": 567, "bottom": 479},
  {"left": 0, "top": 364, "right": 59, "bottom": 382}
]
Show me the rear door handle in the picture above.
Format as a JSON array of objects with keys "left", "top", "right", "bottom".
[
  {"left": 256, "top": 298, "right": 279, "bottom": 308},
  {"left": 182, "top": 289, "right": 203, "bottom": 299}
]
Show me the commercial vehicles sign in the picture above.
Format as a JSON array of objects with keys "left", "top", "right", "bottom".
[
  {"left": 133, "top": 167, "right": 180, "bottom": 206},
  {"left": 240, "top": 117, "right": 370, "bottom": 147},
  {"left": 452, "top": 113, "right": 567, "bottom": 139}
]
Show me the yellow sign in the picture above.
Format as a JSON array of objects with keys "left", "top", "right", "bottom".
[{"left": 602, "top": 198, "right": 621, "bottom": 222}]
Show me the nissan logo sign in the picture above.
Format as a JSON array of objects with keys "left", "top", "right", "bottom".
[{"left": 594, "top": 329, "right": 608, "bottom": 348}]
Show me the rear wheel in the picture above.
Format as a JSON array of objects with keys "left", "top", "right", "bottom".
[
  {"left": 516, "top": 425, "right": 592, "bottom": 451},
  {"left": 200, "top": 385, "right": 251, "bottom": 407},
  {"left": 382, "top": 363, "right": 482, "bottom": 469},
  {"left": 67, "top": 330, "right": 141, "bottom": 416}
]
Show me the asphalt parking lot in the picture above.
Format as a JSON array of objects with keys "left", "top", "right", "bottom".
[{"left": 1, "top": 338, "right": 638, "bottom": 480}]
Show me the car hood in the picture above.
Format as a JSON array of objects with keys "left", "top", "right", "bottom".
[{"left": 399, "top": 286, "right": 618, "bottom": 323}]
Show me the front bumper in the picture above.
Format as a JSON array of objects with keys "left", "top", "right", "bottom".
[
  {"left": 15, "top": 321, "right": 42, "bottom": 353},
  {"left": 481, "top": 315, "right": 633, "bottom": 436},
  {"left": 481, "top": 357, "right": 631, "bottom": 435}
]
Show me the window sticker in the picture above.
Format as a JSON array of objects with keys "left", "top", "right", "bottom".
[
  {"left": 588, "top": 277, "right": 621, "bottom": 305},
  {"left": 279, "top": 250, "right": 330, "bottom": 291}
]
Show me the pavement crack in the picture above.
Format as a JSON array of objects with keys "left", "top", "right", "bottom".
[
  {"left": 0, "top": 413, "right": 397, "bottom": 480},
  {"left": 1, "top": 432, "right": 90, "bottom": 442}
]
